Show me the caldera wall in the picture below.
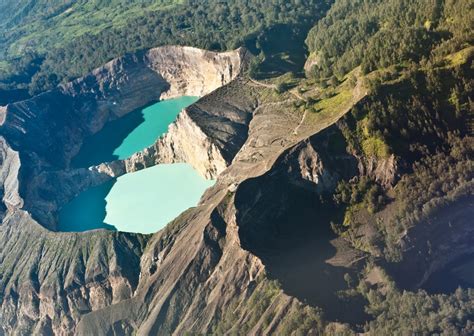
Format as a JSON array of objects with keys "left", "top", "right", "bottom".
[
  {"left": 0, "top": 46, "right": 251, "bottom": 334},
  {"left": 0, "top": 46, "right": 246, "bottom": 230}
]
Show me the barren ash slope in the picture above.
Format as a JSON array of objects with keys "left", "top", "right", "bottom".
[{"left": 1, "top": 0, "right": 474, "bottom": 335}]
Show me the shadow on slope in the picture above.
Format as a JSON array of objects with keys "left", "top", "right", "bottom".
[
  {"left": 387, "top": 197, "right": 474, "bottom": 295},
  {"left": 71, "top": 105, "right": 147, "bottom": 168},
  {"left": 422, "top": 253, "right": 474, "bottom": 294},
  {"left": 58, "top": 179, "right": 117, "bottom": 232},
  {"left": 246, "top": 24, "right": 310, "bottom": 79},
  {"left": 235, "top": 172, "right": 369, "bottom": 326}
]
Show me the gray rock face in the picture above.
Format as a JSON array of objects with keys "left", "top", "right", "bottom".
[
  {"left": 0, "top": 46, "right": 246, "bottom": 230},
  {"left": 69, "top": 69, "right": 370, "bottom": 335},
  {"left": 0, "top": 45, "right": 251, "bottom": 334},
  {"left": 0, "top": 210, "right": 148, "bottom": 336},
  {"left": 124, "top": 78, "right": 258, "bottom": 179},
  {"left": 0, "top": 137, "right": 22, "bottom": 217},
  {"left": 2, "top": 41, "right": 463, "bottom": 336},
  {"left": 0, "top": 41, "right": 360, "bottom": 333}
]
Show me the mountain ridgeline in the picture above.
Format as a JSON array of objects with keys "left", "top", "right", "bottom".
[
  {"left": 0, "top": 0, "right": 473, "bottom": 335},
  {"left": 0, "top": 0, "right": 330, "bottom": 102}
]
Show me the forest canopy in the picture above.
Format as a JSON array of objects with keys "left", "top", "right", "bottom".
[
  {"left": 305, "top": 0, "right": 473, "bottom": 79},
  {"left": 0, "top": 0, "right": 331, "bottom": 100}
]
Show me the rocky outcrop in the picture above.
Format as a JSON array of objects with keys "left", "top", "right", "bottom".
[
  {"left": 0, "top": 45, "right": 253, "bottom": 333},
  {"left": 125, "top": 78, "right": 258, "bottom": 179},
  {"left": 1, "top": 46, "right": 245, "bottom": 167},
  {"left": 0, "top": 106, "right": 7, "bottom": 125},
  {"left": 68, "top": 65, "right": 369, "bottom": 335},
  {"left": 303, "top": 52, "right": 320, "bottom": 76},
  {"left": 0, "top": 46, "right": 248, "bottom": 231},
  {"left": 145, "top": 46, "right": 242, "bottom": 99},
  {"left": 0, "top": 210, "right": 147, "bottom": 335},
  {"left": 125, "top": 109, "right": 228, "bottom": 179},
  {"left": 336, "top": 118, "right": 398, "bottom": 189},
  {"left": 0, "top": 46, "right": 370, "bottom": 335},
  {"left": 0, "top": 137, "right": 22, "bottom": 217},
  {"left": 359, "top": 154, "right": 398, "bottom": 189},
  {"left": 282, "top": 127, "right": 358, "bottom": 194}
]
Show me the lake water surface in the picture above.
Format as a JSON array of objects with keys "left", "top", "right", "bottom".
[
  {"left": 72, "top": 96, "right": 198, "bottom": 167},
  {"left": 59, "top": 96, "right": 215, "bottom": 234},
  {"left": 104, "top": 163, "right": 214, "bottom": 234}
]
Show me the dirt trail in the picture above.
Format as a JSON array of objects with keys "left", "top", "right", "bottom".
[
  {"left": 248, "top": 78, "right": 277, "bottom": 89},
  {"left": 293, "top": 70, "right": 366, "bottom": 136}
]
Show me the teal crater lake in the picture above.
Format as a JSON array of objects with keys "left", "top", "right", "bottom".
[
  {"left": 59, "top": 96, "right": 215, "bottom": 234},
  {"left": 72, "top": 96, "right": 198, "bottom": 167}
]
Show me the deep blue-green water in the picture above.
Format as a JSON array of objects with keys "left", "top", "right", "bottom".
[
  {"left": 58, "top": 180, "right": 117, "bottom": 232},
  {"left": 72, "top": 96, "right": 198, "bottom": 167},
  {"left": 59, "top": 96, "right": 215, "bottom": 233}
]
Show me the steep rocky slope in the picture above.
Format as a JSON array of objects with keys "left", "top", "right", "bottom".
[
  {"left": 75, "top": 75, "right": 370, "bottom": 334},
  {"left": 124, "top": 77, "right": 259, "bottom": 179},
  {"left": 0, "top": 39, "right": 373, "bottom": 334},
  {"left": 0, "top": 46, "right": 245, "bottom": 230},
  {"left": 0, "top": 211, "right": 147, "bottom": 335},
  {"left": 0, "top": 46, "right": 251, "bottom": 334},
  {"left": 0, "top": 40, "right": 472, "bottom": 335}
]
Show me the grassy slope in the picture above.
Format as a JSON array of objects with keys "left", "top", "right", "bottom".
[{"left": 1, "top": 0, "right": 181, "bottom": 58}]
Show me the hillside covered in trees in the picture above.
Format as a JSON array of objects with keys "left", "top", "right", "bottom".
[
  {"left": 305, "top": 0, "right": 472, "bottom": 79},
  {"left": 301, "top": 0, "right": 473, "bottom": 333},
  {"left": 0, "top": 0, "right": 330, "bottom": 102},
  {"left": 0, "top": 0, "right": 472, "bottom": 334}
]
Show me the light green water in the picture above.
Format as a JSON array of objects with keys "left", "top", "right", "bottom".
[
  {"left": 104, "top": 163, "right": 215, "bottom": 234},
  {"left": 59, "top": 96, "right": 215, "bottom": 234}
]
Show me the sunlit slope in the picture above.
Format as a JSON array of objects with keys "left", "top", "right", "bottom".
[{"left": 0, "top": 0, "right": 180, "bottom": 58}]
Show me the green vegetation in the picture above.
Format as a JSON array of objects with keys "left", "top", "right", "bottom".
[
  {"left": 361, "top": 137, "right": 390, "bottom": 159},
  {"left": 344, "top": 60, "right": 471, "bottom": 162},
  {"left": 1, "top": 0, "right": 472, "bottom": 333},
  {"left": 303, "top": 6, "right": 474, "bottom": 330},
  {"left": 331, "top": 58, "right": 472, "bottom": 260},
  {"left": 211, "top": 275, "right": 325, "bottom": 335},
  {"left": 0, "top": 0, "right": 331, "bottom": 100},
  {"left": 305, "top": 0, "right": 473, "bottom": 80},
  {"left": 364, "top": 286, "right": 474, "bottom": 335},
  {"left": 444, "top": 46, "right": 474, "bottom": 67},
  {"left": 311, "top": 87, "right": 352, "bottom": 115},
  {"left": 335, "top": 177, "right": 386, "bottom": 220},
  {"left": 354, "top": 265, "right": 474, "bottom": 335},
  {"left": 0, "top": 1, "right": 181, "bottom": 58}
]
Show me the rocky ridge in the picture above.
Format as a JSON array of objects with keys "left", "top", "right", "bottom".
[
  {"left": 0, "top": 42, "right": 470, "bottom": 335},
  {"left": 0, "top": 42, "right": 371, "bottom": 334},
  {"left": 0, "top": 46, "right": 249, "bottom": 334},
  {"left": 0, "top": 46, "right": 245, "bottom": 230}
]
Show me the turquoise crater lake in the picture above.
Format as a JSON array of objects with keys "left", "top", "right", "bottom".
[
  {"left": 72, "top": 96, "right": 199, "bottom": 167},
  {"left": 59, "top": 96, "right": 215, "bottom": 234}
]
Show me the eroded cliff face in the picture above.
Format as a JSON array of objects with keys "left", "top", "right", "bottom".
[
  {"left": 0, "top": 137, "right": 22, "bottom": 217},
  {"left": 67, "top": 65, "right": 371, "bottom": 336},
  {"left": 1, "top": 45, "right": 370, "bottom": 334},
  {"left": 146, "top": 46, "right": 241, "bottom": 99},
  {"left": 125, "top": 109, "right": 228, "bottom": 179},
  {"left": 0, "top": 46, "right": 246, "bottom": 230},
  {"left": 1, "top": 42, "right": 467, "bottom": 336},
  {"left": 124, "top": 77, "right": 258, "bottom": 179},
  {"left": 0, "top": 46, "right": 250, "bottom": 334},
  {"left": 0, "top": 211, "right": 148, "bottom": 336}
]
